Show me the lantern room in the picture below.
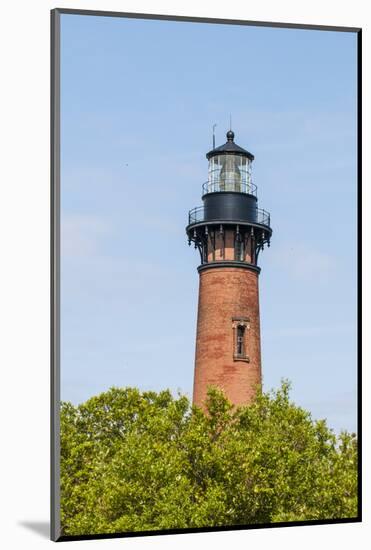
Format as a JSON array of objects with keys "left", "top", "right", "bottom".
[
  {"left": 205, "top": 130, "right": 255, "bottom": 195},
  {"left": 186, "top": 129, "right": 272, "bottom": 268}
]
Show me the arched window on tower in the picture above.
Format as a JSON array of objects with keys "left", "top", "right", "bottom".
[
  {"left": 232, "top": 318, "right": 250, "bottom": 362},
  {"left": 202, "top": 238, "right": 208, "bottom": 263},
  {"left": 234, "top": 233, "right": 245, "bottom": 261},
  {"left": 236, "top": 325, "right": 245, "bottom": 357}
]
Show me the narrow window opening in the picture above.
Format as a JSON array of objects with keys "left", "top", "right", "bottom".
[
  {"left": 236, "top": 325, "right": 245, "bottom": 357},
  {"left": 203, "top": 241, "right": 208, "bottom": 263},
  {"left": 235, "top": 234, "right": 244, "bottom": 261}
]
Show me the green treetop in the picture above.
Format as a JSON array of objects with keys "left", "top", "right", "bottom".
[{"left": 60, "top": 381, "right": 358, "bottom": 536}]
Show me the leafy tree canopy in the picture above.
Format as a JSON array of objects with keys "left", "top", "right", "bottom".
[{"left": 60, "top": 381, "right": 357, "bottom": 536}]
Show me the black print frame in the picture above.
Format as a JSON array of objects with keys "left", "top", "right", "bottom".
[{"left": 51, "top": 8, "right": 362, "bottom": 542}]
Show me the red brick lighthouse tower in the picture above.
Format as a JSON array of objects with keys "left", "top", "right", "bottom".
[{"left": 186, "top": 130, "right": 272, "bottom": 408}]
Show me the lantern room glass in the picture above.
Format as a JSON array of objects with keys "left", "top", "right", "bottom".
[{"left": 208, "top": 154, "right": 252, "bottom": 193}]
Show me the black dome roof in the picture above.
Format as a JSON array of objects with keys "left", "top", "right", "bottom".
[{"left": 206, "top": 131, "right": 254, "bottom": 161}]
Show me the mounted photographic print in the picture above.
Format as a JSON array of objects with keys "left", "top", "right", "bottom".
[{"left": 51, "top": 8, "right": 361, "bottom": 542}]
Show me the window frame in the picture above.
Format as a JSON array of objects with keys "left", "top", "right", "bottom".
[{"left": 232, "top": 318, "right": 250, "bottom": 362}]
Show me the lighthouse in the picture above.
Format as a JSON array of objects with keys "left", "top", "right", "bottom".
[{"left": 186, "top": 130, "right": 272, "bottom": 408}]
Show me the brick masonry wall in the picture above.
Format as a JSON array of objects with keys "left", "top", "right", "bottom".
[
  {"left": 193, "top": 266, "right": 262, "bottom": 408},
  {"left": 207, "top": 229, "right": 253, "bottom": 263}
]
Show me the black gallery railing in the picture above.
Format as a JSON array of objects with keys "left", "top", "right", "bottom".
[{"left": 188, "top": 206, "right": 271, "bottom": 227}]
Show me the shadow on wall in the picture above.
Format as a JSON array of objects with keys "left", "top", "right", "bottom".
[{"left": 18, "top": 521, "right": 49, "bottom": 539}]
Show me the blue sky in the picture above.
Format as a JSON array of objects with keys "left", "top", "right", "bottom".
[{"left": 60, "top": 14, "right": 357, "bottom": 433}]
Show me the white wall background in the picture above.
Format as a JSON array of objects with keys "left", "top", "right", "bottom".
[{"left": 0, "top": 0, "right": 368, "bottom": 548}]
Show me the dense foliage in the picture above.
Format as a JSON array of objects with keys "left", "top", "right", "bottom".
[{"left": 60, "top": 382, "right": 357, "bottom": 535}]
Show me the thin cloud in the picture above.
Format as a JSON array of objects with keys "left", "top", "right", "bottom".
[
  {"left": 61, "top": 213, "right": 112, "bottom": 260},
  {"left": 269, "top": 242, "right": 337, "bottom": 283},
  {"left": 265, "top": 323, "right": 355, "bottom": 338}
]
